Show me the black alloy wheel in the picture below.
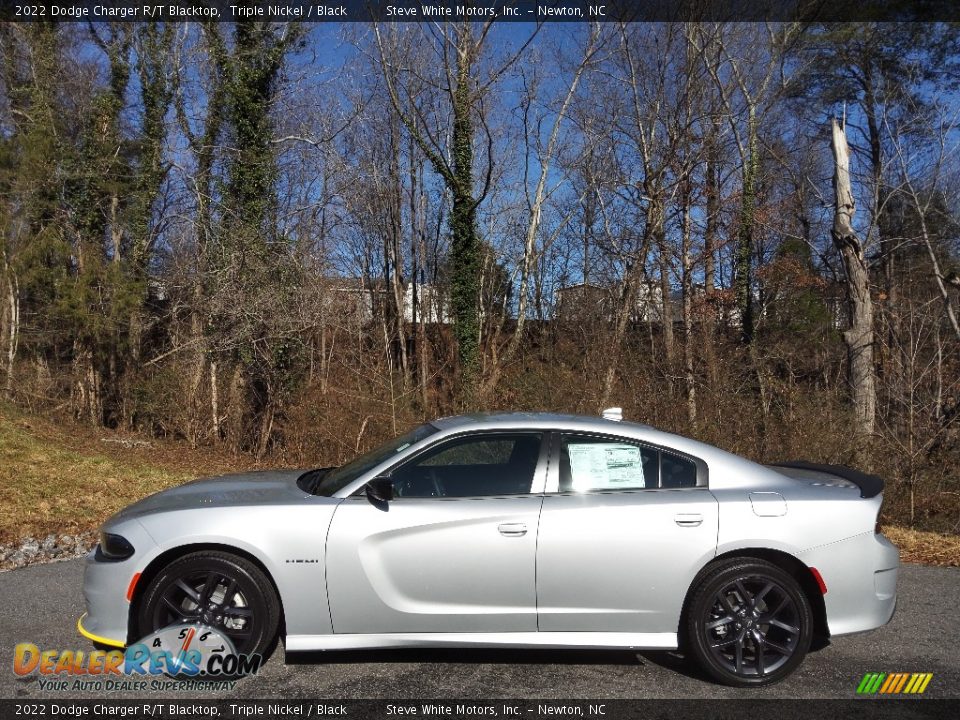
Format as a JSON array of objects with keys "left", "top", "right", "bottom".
[
  {"left": 137, "top": 551, "right": 280, "bottom": 658},
  {"left": 687, "top": 558, "right": 813, "bottom": 686}
]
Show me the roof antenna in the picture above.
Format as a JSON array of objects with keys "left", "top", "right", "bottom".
[{"left": 601, "top": 407, "right": 623, "bottom": 421}]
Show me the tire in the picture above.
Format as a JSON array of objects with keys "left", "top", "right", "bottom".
[
  {"left": 685, "top": 558, "right": 813, "bottom": 687},
  {"left": 136, "top": 551, "right": 280, "bottom": 660}
]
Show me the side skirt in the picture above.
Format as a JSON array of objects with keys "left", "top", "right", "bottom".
[{"left": 285, "top": 632, "right": 678, "bottom": 653}]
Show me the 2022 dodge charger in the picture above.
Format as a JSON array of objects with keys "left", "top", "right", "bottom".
[{"left": 79, "top": 410, "right": 898, "bottom": 686}]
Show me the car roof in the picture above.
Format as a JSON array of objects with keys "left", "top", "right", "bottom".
[{"left": 430, "top": 411, "right": 654, "bottom": 434}]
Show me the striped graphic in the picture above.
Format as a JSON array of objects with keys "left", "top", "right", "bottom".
[{"left": 857, "top": 672, "right": 933, "bottom": 695}]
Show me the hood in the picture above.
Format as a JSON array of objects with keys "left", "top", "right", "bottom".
[{"left": 113, "top": 470, "right": 311, "bottom": 519}]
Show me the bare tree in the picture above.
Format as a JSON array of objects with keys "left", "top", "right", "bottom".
[
  {"left": 372, "top": 21, "right": 537, "bottom": 392},
  {"left": 831, "top": 117, "right": 877, "bottom": 440},
  {"left": 690, "top": 22, "right": 803, "bottom": 344},
  {"left": 480, "top": 24, "right": 602, "bottom": 399},
  {"left": 887, "top": 104, "right": 960, "bottom": 342}
]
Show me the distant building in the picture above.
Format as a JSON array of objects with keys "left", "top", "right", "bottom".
[
  {"left": 555, "top": 281, "right": 688, "bottom": 323},
  {"left": 404, "top": 283, "right": 449, "bottom": 324},
  {"left": 555, "top": 283, "right": 612, "bottom": 322},
  {"left": 321, "top": 277, "right": 450, "bottom": 326}
]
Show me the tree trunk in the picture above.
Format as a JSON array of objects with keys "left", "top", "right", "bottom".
[
  {"left": 484, "top": 32, "right": 597, "bottom": 400},
  {"left": 384, "top": 123, "right": 410, "bottom": 387},
  {"left": 409, "top": 135, "right": 430, "bottom": 413},
  {"left": 913, "top": 201, "right": 960, "bottom": 341},
  {"left": 701, "top": 119, "right": 721, "bottom": 390},
  {"left": 657, "top": 226, "right": 675, "bottom": 365},
  {"left": 861, "top": 62, "right": 903, "bottom": 408},
  {"left": 373, "top": 22, "right": 488, "bottom": 394},
  {"left": 225, "top": 364, "right": 244, "bottom": 452},
  {"left": 210, "top": 359, "right": 220, "bottom": 440},
  {"left": 735, "top": 107, "right": 758, "bottom": 344},
  {"left": 72, "top": 341, "right": 102, "bottom": 425},
  {"left": 830, "top": 118, "right": 877, "bottom": 438},
  {"left": 256, "top": 387, "right": 274, "bottom": 461},
  {"left": 599, "top": 221, "right": 657, "bottom": 409},
  {"left": 110, "top": 194, "right": 122, "bottom": 264},
  {"left": 599, "top": 278, "right": 637, "bottom": 410},
  {"left": 680, "top": 182, "right": 697, "bottom": 429},
  {"left": 4, "top": 269, "right": 19, "bottom": 397},
  {"left": 704, "top": 115, "right": 720, "bottom": 296},
  {"left": 450, "top": 41, "right": 481, "bottom": 388}
]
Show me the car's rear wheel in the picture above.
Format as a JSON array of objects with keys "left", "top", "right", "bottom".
[
  {"left": 137, "top": 551, "right": 280, "bottom": 659},
  {"left": 686, "top": 558, "right": 812, "bottom": 686}
]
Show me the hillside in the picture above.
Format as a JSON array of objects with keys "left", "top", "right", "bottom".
[
  {"left": 0, "top": 404, "right": 255, "bottom": 549},
  {"left": 0, "top": 404, "right": 956, "bottom": 569}
]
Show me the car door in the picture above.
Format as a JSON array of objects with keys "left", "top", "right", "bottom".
[
  {"left": 326, "top": 431, "right": 546, "bottom": 634},
  {"left": 536, "top": 432, "right": 719, "bottom": 633}
]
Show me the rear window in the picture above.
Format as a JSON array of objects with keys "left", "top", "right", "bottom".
[
  {"left": 660, "top": 451, "right": 698, "bottom": 488},
  {"left": 558, "top": 434, "right": 699, "bottom": 491}
]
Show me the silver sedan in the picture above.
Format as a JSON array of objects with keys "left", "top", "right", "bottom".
[{"left": 79, "top": 411, "right": 898, "bottom": 686}]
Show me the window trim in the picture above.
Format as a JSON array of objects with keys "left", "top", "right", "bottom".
[
  {"left": 544, "top": 431, "right": 709, "bottom": 494},
  {"left": 357, "top": 429, "right": 551, "bottom": 500}
]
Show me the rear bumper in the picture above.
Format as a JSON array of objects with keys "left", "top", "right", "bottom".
[{"left": 799, "top": 531, "right": 899, "bottom": 637}]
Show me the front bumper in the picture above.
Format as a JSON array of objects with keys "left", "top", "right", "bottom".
[
  {"left": 800, "top": 531, "right": 899, "bottom": 636},
  {"left": 78, "top": 520, "right": 156, "bottom": 648},
  {"left": 77, "top": 613, "right": 125, "bottom": 649},
  {"left": 80, "top": 547, "right": 135, "bottom": 647}
]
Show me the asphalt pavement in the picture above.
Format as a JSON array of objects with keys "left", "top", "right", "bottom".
[{"left": 0, "top": 560, "right": 957, "bottom": 700}]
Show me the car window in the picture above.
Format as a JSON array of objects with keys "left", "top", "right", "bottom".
[
  {"left": 660, "top": 450, "right": 698, "bottom": 488},
  {"left": 420, "top": 438, "right": 515, "bottom": 466},
  {"left": 392, "top": 433, "right": 543, "bottom": 498},
  {"left": 558, "top": 435, "right": 700, "bottom": 492},
  {"left": 559, "top": 435, "right": 657, "bottom": 492},
  {"left": 301, "top": 423, "right": 440, "bottom": 496}
]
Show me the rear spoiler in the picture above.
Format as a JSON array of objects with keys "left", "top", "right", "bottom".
[{"left": 771, "top": 461, "right": 885, "bottom": 499}]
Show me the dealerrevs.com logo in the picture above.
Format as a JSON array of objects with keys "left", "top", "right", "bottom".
[
  {"left": 13, "top": 624, "right": 262, "bottom": 692},
  {"left": 857, "top": 672, "right": 934, "bottom": 695}
]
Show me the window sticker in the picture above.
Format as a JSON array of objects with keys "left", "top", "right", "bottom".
[{"left": 568, "top": 443, "right": 646, "bottom": 490}]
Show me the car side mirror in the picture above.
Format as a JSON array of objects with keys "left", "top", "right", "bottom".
[{"left": 366, "top": 476, "right": 394, "bottom": 503}]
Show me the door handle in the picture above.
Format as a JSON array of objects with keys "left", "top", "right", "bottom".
[
  {"left": 498, "top": 522, "right": 527, "bottom": 537},
  {"left": 674, "top": 513, "right": 703, "bottom": 527}
]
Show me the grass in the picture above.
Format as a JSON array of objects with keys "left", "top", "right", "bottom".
[
  {"left": 0, "top": 403, "right": 958, "bottom": 567},
  {"left": 0, "top": 412, "right": 189, "bottom": 543},
  {"left": 0, "top": 404, "right": 250, "bottom": 544},
  {"left": 882, "top": 525, "right": 960, "bottom": 568}
]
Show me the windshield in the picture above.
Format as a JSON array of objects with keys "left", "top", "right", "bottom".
[{"left": 300, "top": 423, "right": 440, "bottom": 496}]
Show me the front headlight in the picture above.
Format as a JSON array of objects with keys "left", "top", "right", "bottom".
[{"left": 96, "top": 532, "right": 135, "bottom": 561}]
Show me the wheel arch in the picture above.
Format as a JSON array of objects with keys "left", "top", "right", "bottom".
[
  {"left": 678, "top": 547, "right": 829, "bottom": 649},
  {"left": 126, "top": 543, "right": 286, "bottom": 645}
]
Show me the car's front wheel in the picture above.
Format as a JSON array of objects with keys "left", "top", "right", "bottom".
[
  {"left": 686, "top": 558, "right": 813, "bottom": 686},
  {"left": 137, "top": 551, "right": 280, "bottom": 658}
]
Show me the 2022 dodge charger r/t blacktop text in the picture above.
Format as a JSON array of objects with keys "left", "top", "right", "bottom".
[{"left": 78, "top": 410, "right": 898, "bottom": 686}]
